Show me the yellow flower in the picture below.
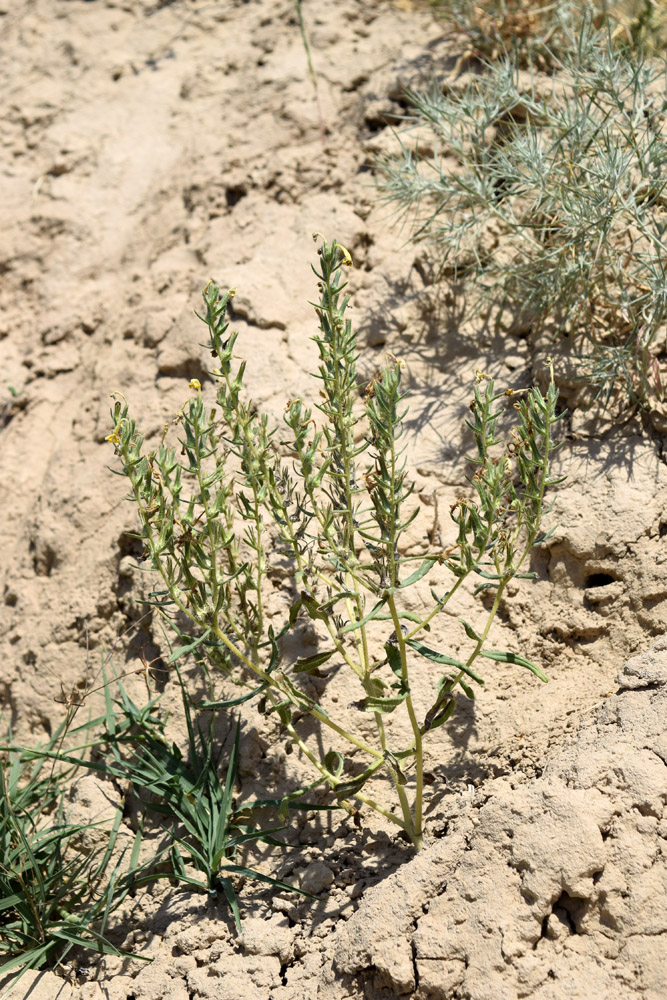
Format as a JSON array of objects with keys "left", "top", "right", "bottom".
[
  {"left": 386, "top": 352, "right": 407, "bottom": 371},
  {"left": 189, "top": 378, "right": 201, "bottom": 391},
  {"left": 105, "top": 431, "right": 120, "bottom": 445},
  {"left": 334, "top": 242, "right": 353, "bottom": 267}
]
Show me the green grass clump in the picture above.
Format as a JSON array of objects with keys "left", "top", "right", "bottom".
[
  {"left": 376, "top": 40, "right": 667, "bottom": 408},
  {"left": 23, "top": 672, "right": 316, "bottom": 934},
  {"left": 97, "top": 678, "right": 313, "bottom": 927},
  {"left": 105, "top": 235, "right": 561, "bottom": 850},
  {"left": 0, "top": 723, "right": 145, "bottom": 996}
]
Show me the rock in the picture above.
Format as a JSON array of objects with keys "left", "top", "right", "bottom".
[{"left": 300, "top": 860, "right": 335, "bottom": 895}]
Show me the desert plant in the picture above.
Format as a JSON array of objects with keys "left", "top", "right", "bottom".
[
  {"left": 0, "top": 724, "right": 145, "bottom": 996},
  {"left": 295, "top": 0, "right": 326, "bottom": 147},
  {"left": 376, "top": 42, "right": 667, "bottom": 407},
  {"left": 105, "top": 235, "right": 561, "bottom": 849},
  {"left": 431, "top": 0, "right": 667, "bottom": 66}
]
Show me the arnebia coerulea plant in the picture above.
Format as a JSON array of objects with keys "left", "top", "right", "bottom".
[{"left": 106, "top": 235, "right": 563, "bottom": 849}]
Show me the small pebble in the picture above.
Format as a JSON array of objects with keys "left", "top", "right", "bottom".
[{"left": 300, "top": 861, "right": 335, "bottom": 894}]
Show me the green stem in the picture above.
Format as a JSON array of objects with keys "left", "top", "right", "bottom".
[
  {"left": 353, "top": 791, "right": 408, "bottom": 830},
  {"left": 249, "top": 490, "right": 266, "bottom": 658},
  {"left": 281, "top": 705, "right": 407, "bottom": 830},
  {"left": 295, "top": 0, "right": 326, "bottom": 149},
  {"left": 387, "top": 594, "right": 423, "bottom": 847},
  {"left": 191, "top": 392, "right": 221, "bottom": 633}
]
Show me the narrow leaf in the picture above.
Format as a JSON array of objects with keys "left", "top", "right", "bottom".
[
  {"left": 399, "top": 557, "right": 438, "bottom": 588},
  {"left": 384, "top": 642, "right": 403, "bottom": 679},
  {"left": 358, "top": 693, "right": 408, "bottom": 714},
  {"left": 406, "top": 640, "right": 484, "bottom": 685},
  {"left": 168, "top": 628, "right": 211, "bottom": 663},
  {"left": 316, "top": 591, "right": 356, "bottom": 612},
  {"left": 300, "top": 591, "right": 329, "bottom": 623},
  {"left": 267, "top": 625, "right": 281, "bottom": 674},
  {"left": 422, "top": 693, "right": 456, "bottom": 734},
  {"left": 479, "top": 649, "right": 548, "bottom": 682},
  {"left": 337, "top": 599, "right": 385, "bottom": 635},
  {"left": 199, "top": 683, "right": 266, "bottom": 709},
  {"left": 458, "top": 618, "right": 482, "bottom": 642},
  {"left": 459, "top": 678, "right": 475, "bottom": 700},
  {"left": 293, "top": 650, "right": 336, "bottom": 674},
  {"left": 534, "top": 525, "right": 558, "bottom": 545},
  {"left": 289, "top": 597, "right": 303, "bottom": 627},
  {"left": 372, "top": 610, "right": 423, "bottom": 624},
  {"left": 333, "top": 775, "right": 371, "bottom": 799},
  {"left": 220, "top": 877, "right": 242, "bottom": 933},
  {"left": 422, "top": 698, "right": 456, "bottom": 735},
  {"left": 221, "top": 863, "right": 317, "bottom": 899}
]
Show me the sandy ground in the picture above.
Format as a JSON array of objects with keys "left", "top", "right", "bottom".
[{"left": 1, "top": 1, "right": 666, "bottom": 998}]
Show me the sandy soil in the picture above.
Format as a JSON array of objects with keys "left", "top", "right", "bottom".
[{"left": 0, "top": 1, "right": 665, "bottom": 998}]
